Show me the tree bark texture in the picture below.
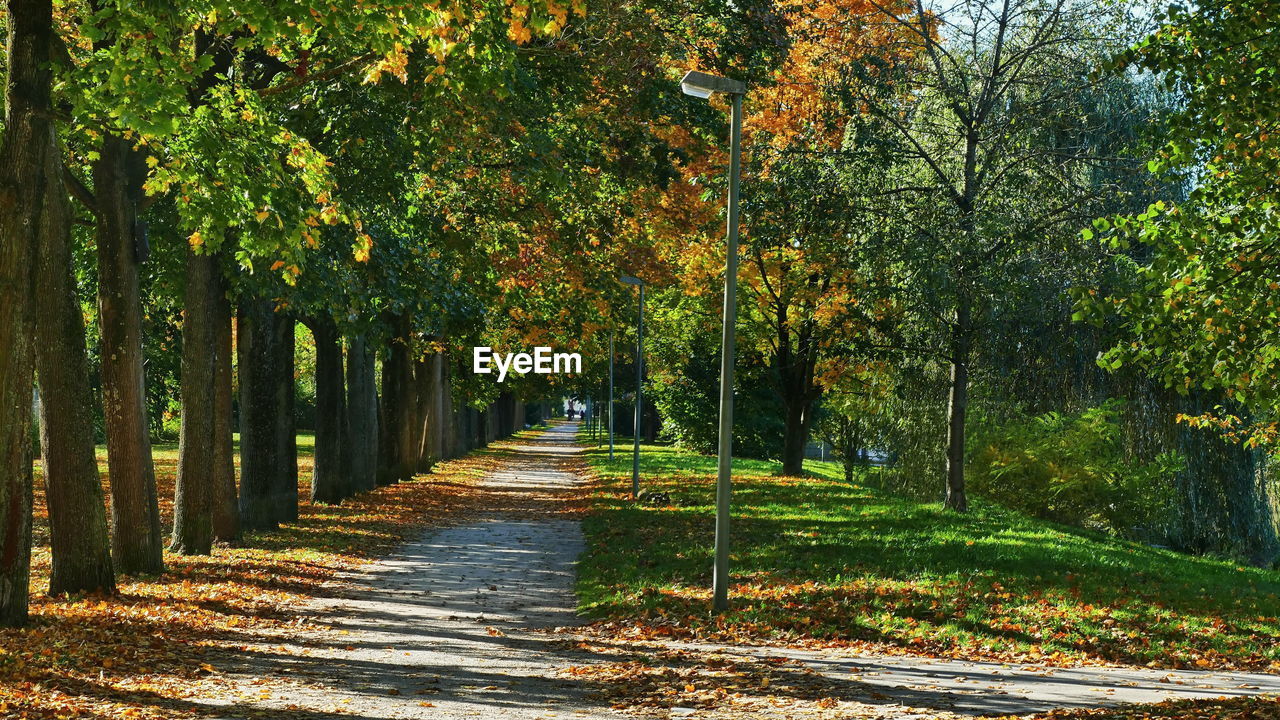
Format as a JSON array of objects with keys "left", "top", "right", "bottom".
[
  {"left": 413, "top": 355, "right": 439, "bottom": 472},
  {"left": 944, "top": 301, "right": 972, "bottom": 512},
  {"left": 345, "top": 335, "right": 378, "bottom": 493},
  {"left": 94, "top": 135, "right": 163, "bottom": 574},
  {"left": 310, "top": 317, "right": 348, "bottom": 504},
  {"left": 273, "top": 314, "right": 298, "bottom": 521},
  {"left": 237, "top": 299, "right": 280, "bottom": 531},
  {"left": 781, "top": 401, "right": 815, "bottom": 477},
  {"left": 441, "top": 361, "right": 458, "bottom": 459},
  {"left": 171, "top": 248, "right": 217, "bottom": 555},
  {"left": 35, "top": 134, "right": 115, "bottom": 595},
  {"left": 377, "top": 316, "right": 414, "bottom": 485},
  {"left": 0, "top": 0, "right": 53, "bottom": 623},
  {"left": 211, "top": 278, "right": 238, "bottom": 542}
]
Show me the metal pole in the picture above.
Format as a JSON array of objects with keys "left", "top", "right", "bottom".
[
  {"left": 632, "top": 284, "right": 644, "bottom": 498},
  {"left": 609, "top": 331, "right": 615, "bottom": 461},
  {"left": 712, "top": 92, "right": 743, "bottom": 612}
]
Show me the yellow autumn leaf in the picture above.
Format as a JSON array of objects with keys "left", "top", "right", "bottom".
[{"left": 354, "top": 232, "right": 373, "bottom": 263}]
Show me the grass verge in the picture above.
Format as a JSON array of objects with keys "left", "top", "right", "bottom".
[{"left": 576, "top": 436, "right": 1280, "bottom": 671}]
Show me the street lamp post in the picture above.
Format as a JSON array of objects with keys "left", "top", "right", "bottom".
[
  {"left": 620, "top": 275, "right": 644, "bottom": 498},
  {"left": 608, "top": 330, "right": 615, "bottom": 461},
  {"left": 680, "top": 70, "right": 746, "bottom": 612}
]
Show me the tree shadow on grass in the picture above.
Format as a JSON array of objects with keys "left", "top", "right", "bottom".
[{"left": 580, "top": 468, "right": 1280, "bottom": 670}]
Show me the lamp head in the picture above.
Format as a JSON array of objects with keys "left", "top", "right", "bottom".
[
  {"left": 619, "top": 275, "right": 644, "bottom": 286},
  {"left": 680, "top": 70, "right": 747, "bottom": 99}
]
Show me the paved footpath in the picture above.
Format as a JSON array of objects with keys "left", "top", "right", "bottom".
[
  {"left": 689, "top": 644, "right": 1280, "bottom": 717},
  {"left": 204, "top": 422, "right": 613, "bottom": 720},
  {"left": 198, "top": 422, "right": 1279, "bottom": 719}
]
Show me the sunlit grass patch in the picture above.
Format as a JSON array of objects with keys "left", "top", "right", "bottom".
[{"left": 577, "top": 437, "right": 1280, "bottom": 670}]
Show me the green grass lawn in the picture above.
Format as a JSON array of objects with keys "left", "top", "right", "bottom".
[{"left": 576, "top": 433, "right": 1280, "bottom": 670}]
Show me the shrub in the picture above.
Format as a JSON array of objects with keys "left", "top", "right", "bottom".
[{"left": 969, "top": 399, "right": 1182, "bottom": 536}]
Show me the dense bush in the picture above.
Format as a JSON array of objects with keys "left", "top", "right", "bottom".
[
  {"left": 968, "top": 400, "right": 1182, "bottom": 537},
  {"left": 648, "top": 357, "right": 784, "bottom": 460},
  {"left": 646, "top": 317, "right": 784, "bottom": 460}
]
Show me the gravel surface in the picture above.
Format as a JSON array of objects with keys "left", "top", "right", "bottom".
[{"left": 201, "top": 422, "right": 615, "bottom": 719}]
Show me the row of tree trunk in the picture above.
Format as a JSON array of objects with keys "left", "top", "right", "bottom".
[
  {"left": 365, "top": 315, "right": 525, "bottom": 490},
  {"left": 0, "top": 0, "right": 543, "bottom": 628},
  {"left": 4, "top": 224, "right": 530, "bottom": 625}
]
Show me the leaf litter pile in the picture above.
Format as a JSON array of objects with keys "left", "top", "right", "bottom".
[{"left": 2, "top": 441, "right": 505, "bottom": 719}]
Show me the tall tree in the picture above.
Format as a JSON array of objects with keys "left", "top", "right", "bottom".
[
  {"left": 0, "top": 0, "right": 55, "bottom": 625},
  {"left": 57, "top": 0, "right": 569, "bottom": 547},
  {"left": 35, "top": 139, "right": 116, "bottom": 595},
  {"left": 92, "top": 134, "right": 165, "bottom": 573},
  {"left": 211, "top": 270, "right": 239, "bottom": 542},
  {"left": 737, "top": 155, "right": 873, "bottom": 475},
  {"left": 841, "top": 0, "right": 1144, "bottom": 509},
  {"left": 170, "top": 248, "right": 218, "bottom": 555},
  {"left": 1086, "top": 0, "right": 1280, "bottom": 450}
]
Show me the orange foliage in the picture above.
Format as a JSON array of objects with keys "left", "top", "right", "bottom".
[{"left": 748, "top": 0, "right": 907, "bottom": 152}]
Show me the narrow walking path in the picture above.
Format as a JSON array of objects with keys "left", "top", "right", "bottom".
[
  {"left": 195, "top": 422, "right": 1278, "bottom": 720},
  {"left": 204, "top": 422, "right": 614, "bottom": 720}
]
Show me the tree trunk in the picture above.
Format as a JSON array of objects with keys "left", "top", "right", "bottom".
[
  {"left": 237, "top": 299, "right": 280, "bottom": 531},
  {"left": 841, "top": 424, "right": 862, "bottom": 485},
  {"left": 397, "top": 349, "right": 417, "bottom": 477},
  {"left": 482, "top": 406, "right": 494, "bottom": 446},
  {"left": 171, "top": 248, "right": 217, "bottom": 555},
  {"left": 377, "top": 354, "right": 401, "bottom": 485},
  {"left": 409, "top": 359, "right": 426, "bottom": 472},
  {"left": 506, "top": 394, "right": 518, "bottom": 437},
  {"left": 273, "top": 315, "right": 298, "bottom": 521},
  {"left": 35, "top": 135, "right": 115, "bottom": 595},
  {"left": 0, "top": 0, "right": 53, "bottom": 623},
  {"left": 345, "top": 335, "right": 378, "bottom": 493},
  {"left": 441, "top": 361, "right": 458, "bottom": 459},
  {"left": 775, "top": 301, "right": 822, "bottom": 477},
  {"left": 781, "top": 398, "right": 814, "bottom": 477},
  {"left": 429, "top": 354, "right": 448, "bottom": 465},
  {"left": 95, "top": 135, "right": 163, "bottom": 575},
  {"left": 378, "top": 317, "right": 413, "bottom": 484},
  {"left": 211, "top": 279, "right": 238, "bottom": 543},
  {"left": 944, "top": 312, "right": 971, "bottom": 512},
  {"left": 414, "top": 355, "right": 438, "bottom": 472},
  {"left": 498, "top": 392, "right": 515, "bottom": 438},
  {"left": 452, "top": 401, "right": 468, "bottom": 456},
  {"left": 310, "top": 317, "right": 348, "bottom": 504}
]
